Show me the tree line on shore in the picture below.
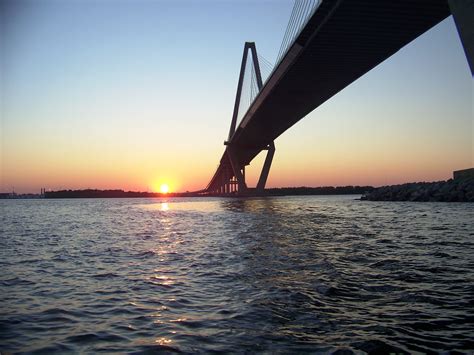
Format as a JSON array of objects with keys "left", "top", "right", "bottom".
[{"left": 44, "top": 186, "right": 373, "bottom": 198}]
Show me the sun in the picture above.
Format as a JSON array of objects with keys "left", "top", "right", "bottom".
[{"left": 160, "top": 184, "right": 169, "bottom": 194}]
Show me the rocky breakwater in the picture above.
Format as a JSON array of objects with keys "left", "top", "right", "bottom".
[{"left": 362, "top": 176, "right": 474, "bottom": 202}]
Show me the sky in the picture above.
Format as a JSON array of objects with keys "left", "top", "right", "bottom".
[{"left": 1, "top": 0, "right": 472, "bottom": 193}]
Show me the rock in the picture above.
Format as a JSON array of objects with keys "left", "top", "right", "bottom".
[{"left": 364, "top": 178, "right": 474, "bottom": 202}]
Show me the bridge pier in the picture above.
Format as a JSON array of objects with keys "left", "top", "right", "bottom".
[
  {"left": 227, "top": 147, "right": 247, "bottom": 194},
  {"left": 256, "top": 142, "right": 275, "bottom": 192},
  {"left": 219, "top": 141, "right": 275, "bottom": 196}
]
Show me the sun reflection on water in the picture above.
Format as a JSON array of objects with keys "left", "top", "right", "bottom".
[
  {"left": 137, "top": 200, "right": 223, "bottom": 213},
  {"left": 155, "top": 337, "right": 172, "bottom": 345},
  {"left": 170, "top": 317, "right": 187, "bottom": 322},
  {"left": 148, "top": 274, "right": 174, "bottom": 286}
]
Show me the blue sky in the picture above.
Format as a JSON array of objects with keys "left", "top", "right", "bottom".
[{"left": 1, "top": 0, "right": 472, "bottom": 193}]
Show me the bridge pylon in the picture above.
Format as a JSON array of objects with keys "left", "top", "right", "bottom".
[{"left": 222, "top": 42, "right": 275, "bottom": 196}]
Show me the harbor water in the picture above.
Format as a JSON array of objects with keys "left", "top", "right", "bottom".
[{"left": 1, "top": 196, "right": 473, "bottom": 353}]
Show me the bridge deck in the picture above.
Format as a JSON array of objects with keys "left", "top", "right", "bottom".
[{"left": 206, "top": 0, "right": 451, "bottom": 192}]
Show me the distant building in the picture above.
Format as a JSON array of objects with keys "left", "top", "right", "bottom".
[{"left": 453, "top": 168, "right": 474, "bottom": 180}]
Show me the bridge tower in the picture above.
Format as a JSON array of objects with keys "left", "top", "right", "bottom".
[{"left": 223, "top": 42, "right": 275, "bottom": 196}]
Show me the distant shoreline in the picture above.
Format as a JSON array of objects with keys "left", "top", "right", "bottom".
[
  {"left": 43, "top": 186, "right": 373, "bottom": 198},
  {"left": 0, "top": 186, "right": 373, "bottom": 199},
  {"left": 3, "top": 177, "right": 473, "bottom": 202}
]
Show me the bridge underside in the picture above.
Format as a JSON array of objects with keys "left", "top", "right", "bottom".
[{"left": 204, "top": 0, "right": 469, "bottom": 196}]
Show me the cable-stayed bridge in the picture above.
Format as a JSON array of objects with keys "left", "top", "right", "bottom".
[{"left": 202, "top": 0, "right": 473, "bottom": 196}]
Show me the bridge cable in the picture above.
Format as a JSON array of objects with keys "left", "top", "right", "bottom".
[
  {"left": 258, "top": 54, "right": 274, "bottom": 68},
  {"left": 277, "top": 0, "right": 298, "bottom": 64},
  {"left": 257, "top": 54, "right": 271, "bottom": 69},
  {"left": 278, "top": 0, "right": 300, "bottom": 64},
  {"left": 251, "top": 63, "right": 259, "bottom": 102},
  {"left": 246, "top": 55, "right": 252, "bottom": 107},
  {"left": 280, "top": 0, "right": 305, "bottom": 63},
  {"left": 257, "top": 54, "right": 274, "bottom": 82},
  {"left": 277, "top": 0, "right": 321, "bottom": 66},
  {"left": 280, "top": 0, "right": 306, "bottom": 63},
  {"left": 290, "top": 0, "right": 307, "bottom": 48},
  {"left": 250, "top": 63, "right": 255, "bottom": 102},
  {"left": 298, "top": 0, "right": 314, "bottom": 38},
  {"left": 237, "top": 49, "right": 274, "bottom": 122}
]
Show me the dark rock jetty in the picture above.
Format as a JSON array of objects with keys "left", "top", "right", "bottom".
[{"left": 362, "top": 176, "right": 474, "bottom": 202}]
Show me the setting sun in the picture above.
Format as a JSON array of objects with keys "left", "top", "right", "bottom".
[{"left": 151, "top": 179, "right": 177, "bottom": 194}]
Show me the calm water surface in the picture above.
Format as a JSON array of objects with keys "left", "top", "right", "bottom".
[{"left": 1, "top": 196, "right": 473, "bottom": 353}]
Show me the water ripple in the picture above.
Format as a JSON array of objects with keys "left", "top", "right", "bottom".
[{"left": 0, "top": 196, "right": 473, "bottom": 353}]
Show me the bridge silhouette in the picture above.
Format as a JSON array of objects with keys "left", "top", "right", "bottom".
[{"left": 201, "top": 0, "right": 473, "bottom": 196}]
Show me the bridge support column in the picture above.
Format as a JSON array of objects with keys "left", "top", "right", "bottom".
[
  {"left": 449, "top": 0, "right": 474, "bottom": 74},
  {"left": 256, "top": 142, "right": 275, "bottom": 192},
  {"left": 227, "top": 147, "right": 247, "bottom": 194},
  {"left": 221, "top": 174, "right": 227, "bottom": 194}
]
